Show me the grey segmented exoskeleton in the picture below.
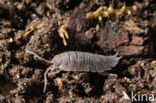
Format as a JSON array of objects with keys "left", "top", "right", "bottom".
[{"left": 25, "top": 49, "right": 121, "bottom": 93}]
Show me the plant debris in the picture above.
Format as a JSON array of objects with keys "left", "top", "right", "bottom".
[
  {"left": 58, "top": 24, "right": 69, "bottom": 46},
  {"left": 0, "top": 0, "right": 156, "bottom": 102},
  {"left": 23, "top": 20, "right": 44, "bottom": 37}
]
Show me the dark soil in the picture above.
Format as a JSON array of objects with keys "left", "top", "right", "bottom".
[{"left": 0, "top": 0, "right": 156, "bottom": 103}]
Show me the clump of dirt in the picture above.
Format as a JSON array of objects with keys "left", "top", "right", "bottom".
[
  {"left": 0, "top": 0, "right": 156, "bottom": 103},
  {"left": 96, "top": 20, "right": 149, "bottom": 56}
]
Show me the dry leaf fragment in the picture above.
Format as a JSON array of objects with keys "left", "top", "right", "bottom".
[
  {"left": 23, "top": 20, "right": 44, "bottom": 37},
  {"left": 58, "top": 24, "right": 69, "bottom": 46},
  {"left": 124, "top": 20, "right": 146, "bottom": 34}
]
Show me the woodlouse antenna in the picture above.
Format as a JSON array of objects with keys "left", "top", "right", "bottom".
[
  {"left": 43, "top": 66, "right": 52, "bottom": 93},
  {"left": 25, "top": 49, "right": 52, "bottom": 64},
  {"left": 43, "top": 66, "right": 61, "bottom": 93},
  {"left": 25, "top": 49, "right": 54, "bottom": 93}
]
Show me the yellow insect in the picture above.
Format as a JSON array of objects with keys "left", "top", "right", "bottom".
[{"left": 86, "top": 1, "right": 137, "bottom": 21}]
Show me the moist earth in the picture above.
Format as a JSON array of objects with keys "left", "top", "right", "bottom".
[{"left": 0, "top": 0, "right": 156, "bottom": 103}]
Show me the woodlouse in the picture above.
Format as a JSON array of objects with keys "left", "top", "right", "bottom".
[{"left": 25, "top": 49, "right": 121, "bottom": 93}]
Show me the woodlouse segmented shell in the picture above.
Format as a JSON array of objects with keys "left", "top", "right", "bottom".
[
  {"left": 25, "top": 49, "right": 121, "bottom": 93},
  {"left": 52, "top": 51, "right": 121, "bottom": 72}
]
